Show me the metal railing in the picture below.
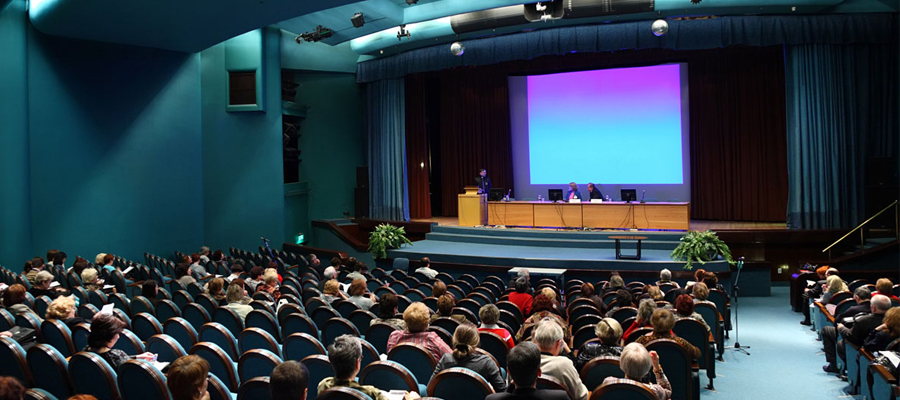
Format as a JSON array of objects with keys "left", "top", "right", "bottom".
[{"left": 822, "top": 200, "right": 899, "bottom": 260}]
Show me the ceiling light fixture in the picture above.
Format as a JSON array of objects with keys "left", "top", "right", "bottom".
[
  {"left": 397, "top": 25, "right": 411, "bottom": 41},
  {"left": 351, "top": 13, "right": 365, "bottom": 28}
]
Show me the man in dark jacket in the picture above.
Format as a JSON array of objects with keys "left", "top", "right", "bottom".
[
  {"left": 486, "top": 342, "right": 569, "bottom": 400},
  {"left": 822, "top": 294, "right": 891, "bottom": 373},
  {"left": 833, "top": 287, "right": 872, "bottom": 326}
]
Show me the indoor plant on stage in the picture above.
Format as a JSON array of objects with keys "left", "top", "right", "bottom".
[
  {"left": 670, "top": 230, "right": 736, "bottom": 270},
  {"left": 368, "top": 223, "right": 413, "bottom": 260}
]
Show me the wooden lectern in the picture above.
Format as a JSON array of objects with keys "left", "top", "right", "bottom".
[{"left": 458, "top": 186, "right": 486, "bottom": 226}]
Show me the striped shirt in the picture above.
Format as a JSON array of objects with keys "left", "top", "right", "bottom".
[{"left": 386, "top": 330, "right": 451, "bottom": 361}]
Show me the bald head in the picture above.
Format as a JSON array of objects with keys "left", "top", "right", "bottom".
[{"left": 871, "top": 294, "right": 891, "bottom": 313}]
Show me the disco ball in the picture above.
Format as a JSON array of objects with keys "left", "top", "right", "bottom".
[
  {"left": 651, "top": 19, "right": 669, "bottom": 36},
  {"left": 450, "top": 42, "right": 465, "bottom": 56}
]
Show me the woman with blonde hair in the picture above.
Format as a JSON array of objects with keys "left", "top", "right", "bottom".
[
  {"left": 576, "top": 318, "right": 624, "bottom": 369},
  {"left": 623, "top": 299, "right": 657, "bottom": 340},
  {"left": 430, "top": 324, "right": 506, "bottom": 392},
  {"left": 256, "top": 271, "right": 282, "bottom": 302},
  {"left": 226, "top": 280, "right": 253, "bottom": 322},
  {"left": 321, "top": 279, "right": 346, "bottom": 305},
  {"left": 386, "top": 302, "right": 451, "bottom": 361},
  {"left": 46, "top": 296, "right": 86, "bottom": 329},
  {"left": 821, "top": 275, "right": 848, "bottom": 304},
  {"left": 206, "top": 278, "right": 227, "bottom": 306},
  {"left": 347, "top": 278, "right": 376, "bottom": 310}
]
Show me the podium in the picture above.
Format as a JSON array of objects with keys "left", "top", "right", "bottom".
[{"left": 458, "top": 186, "right": 486, "bottom": 226}]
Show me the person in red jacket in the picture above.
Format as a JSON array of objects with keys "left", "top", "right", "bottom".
[{"left": 508, "top": 277, "right": 533, "bottom": 316}]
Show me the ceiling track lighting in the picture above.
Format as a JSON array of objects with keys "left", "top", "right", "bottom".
[{"left": 397, "top": 25, "right": 411, "bottom": 41}]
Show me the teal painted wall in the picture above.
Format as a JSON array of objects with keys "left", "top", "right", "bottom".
[
  {"left": 25, "top": 25, "right": 205, "bottom": 264},
  {"left": 201, "top": 28, "right": 287, "bottom": 252},
  {"left": 0, "top": 0, "right": 33, "bottom": 268},
  {"left": 291, "top": 71, "right": 365, "bottom": 245}
]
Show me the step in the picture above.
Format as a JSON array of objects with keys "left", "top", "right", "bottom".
[
  {"left": 423, "top": 232, "right": 680, "bottom": 250},
  {"left": 430, "top": 225, "right": 687, "bottom": 241}
]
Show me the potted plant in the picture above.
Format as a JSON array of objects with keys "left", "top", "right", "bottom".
[
  {"left": 670, "top": 230, "right": 736, "bottom": 270},
  {"left": 368, "top": 223, "right": 413, "bottom": 260}
]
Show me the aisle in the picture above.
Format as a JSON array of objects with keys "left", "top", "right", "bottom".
[{"left": 699, "top": 285, "right": 861, "bottom": 400}]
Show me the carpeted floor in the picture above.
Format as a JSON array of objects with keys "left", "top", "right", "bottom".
[{"left": 702, "top": 285, "right": 862, "bottom": 399}]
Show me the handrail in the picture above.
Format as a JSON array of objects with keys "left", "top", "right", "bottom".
[{"left": 822, "top": 200, "right": 899, "bottom": 259}]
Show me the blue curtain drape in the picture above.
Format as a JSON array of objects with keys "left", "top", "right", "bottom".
[
  {"left": 366, "top": 79, "right": 410, "bottom": 221},
  {"left": 785, "top": 43, "right": 898, "bottom": 229}
]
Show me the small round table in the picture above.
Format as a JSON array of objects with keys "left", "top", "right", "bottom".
[{"left": 608, "top": 235, "right": 648, "bottom": 260}]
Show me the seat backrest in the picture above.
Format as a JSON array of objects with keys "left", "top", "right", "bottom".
[
  {"left": 610, "top": 307, "right": 638, "bottom": 325},
  {"left": 189, "top": 342, "right": 240, "bottom": 392},
  {"left": 427, "top": 367, "right": 495, "bottom": 400},
  {"left": 15, "top": 312, "right": 43, "bottom": 341},
  {"left": 311, "top": 307, "right": 341, "bottom": 329},
  {"left": 27, "top": 343, "right": 72, "bottom": 400},
  {"left": 34, "top": 296, "right": 52, "bottom": 319},
  {"left": 0, "top": 337, "right": 31, "bottom": 386},
  {"left": 182, "top": 303, "right": 212, "bottom": 329},
  {"left": 41, "top": 319, "right": 75, "bottom": 358},
  {"left": 283, "top": 332, "right": 326, "bottom": 362},
  {"left": 79, "top": 303, "right": 100, "bottom": 320},
  {"left": 207, "top": 372, "right": 234, "bottom": 400},
  {"left": 246, "top": 310, "right": 281, "bottom": 342},
  {"left": 625, "top": 328, "right": 654, "bottom": 345},
  {"left": 706, "top": 289, "right": 727, "bottom": 316},
  {"left": 68, "top": 351, "right": 121, "bottom": 400},
  {"left": 238, "top": 349, "right": 283, "bottom": 384},
  {"left": 536, "top": 375, "right": 574, "bottom": 400},
  {"left": 478, "top": 331, "right": 510, "bottom": 369},
  {"left": 392, "top": 258, "right": 410, "bottom": 272},
  {"left": 387, "top": 343, "right": 437, "bottom": 385},
  {"left": 145, "top": 334, "right": 187, "bottom": 363},
  {"left": 164, "top": 317, "right": 199, "bottom": 351},
  {"left": 118, "top": 359, "right": 172, "bottom": 400},
  {"left": 365, "top": 322, "right": 398, "bottom": 354},
  {"left": 214, "top": 307, "right": 245, "bottom": 337},
  {"left": 199, "top": 322, "right": 240, "bottom": 361},
  {"left": 573, "top": 324, "right": 599, "bottom": 350},
  {"left": 673, "top": 318, "right": 711, "bottom": 369},
  {"left": 239, "top": 327, "right": 281, "bottom": 357},
  {"left": 113, "top": 329, "right": 146, "bottom": 355},
  {"left": 130, "top": 296, "right": 155, "bottom": 317},
  {"left": 156, "top": 299, "right": 182, "bottom": 322},
  {"left": 237, "top": 377, "right": 271, "bottom": 400},
  {"left": 132, "top": 312, "right": 164, "bottom": 341},
  {"left": 580, "top": 356, "right": 624, "bottom": 392},
  {"left": 281, "top": 313, "right": 319, "bottom": 342},
  {"left": 323, "top": 317, "right": 361, "bottom": 344},
  {"left": 300, "top": 354, "right": 334, "bottom": 399},
  {"left": 589, "top": 380, "right": 658, "bottom": 400},
  {"left": 645, "top": 339, "right": 694, "bottom": 400},
  {"left": 172, "top": 290, "right": 193, "bottom": 310},
  {"left": 0, "top": 309, "right": 15, "bottom": 331},
  {"left": 195, "top": 294, "right": 219, "bottom": 317},
  {"left": 71, "top": 322, "right": 91, "bottom": 350},
  {"left": 569, "top": 305, "right": 600, "bottom": 322},
  {"left": 348, "top": 310, "right": 376, "bottom": 335},
  {"left": 692, "top": 302, "right": 719, "bottom": 341}
]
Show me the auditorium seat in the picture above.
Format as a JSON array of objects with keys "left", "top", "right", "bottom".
[
  {"left": 348, "top": 309, "right": 376, "bottom": 335},
  {"left": 609, "top": 307, "right": 638, "bottom": 325},
  {"left": 589, "top": 380, "right": 658, "bottom": 400},
  {"left": 207, "top": 372, "right": 236, "bottom": 400},
  {"left": 190, "top": 342, "right": 240, "bottom": 392},
  {"left": 239, "top": 327, "right": 282, "bottom": 358},
  {"left": 156, "top": 299, "right": 182, "bottom": 322},
  {"left": 15, "top": 313, "right": 43, "bottom": 341},
  {"left": 312, "top": 307, "right": 342, "bottom": 330},
  {"left": 89, "top": 290, "right": 109, "bottom": 309},
  {"left": 71, "top": 322, "right": 91, "bottom": 350},
  {"left": 112, "top": 329, "right": 145, "bottom": 355},
  {"left": 301, "top": 354, "right": 334, "bottom": 399},
  {"left": 214, "top": 307, "right": 245, "bottom": 337},
  {"left": 132, "top": 312, "right": 164, "bottom": 341},
  {"left": 673, "top": 318, "right": 716, "bottom": 390},
  {"left": 276, "top": 303, "right": 305, "bottom": 324},
  {"left": 388, "top": 343, "right": 437, "bottom": 385},
  {"left": 536, "top": 375, "right": 574, "bottom": 399},
  {"left": 365, "top": 322, "right": 397, "bottom": 354},
  {"left": 283, "top": 332, "right": 326, "bottom": 362},
  {"left": 145, "top": 334, "right": 187, "bottom": 363},
  {"left": 237, "top": 377, "right": 271, "bottom": 400},
  {"left": 68, "top": 352, "right": 121, "bottom": 400},
  {"left": 573, "top": 325, "right": 599, "bottom": 350},
  {"left": 281, "top": 313, "right": 320, "bottom": 342},
  {"left": 117, "top": 359, "right": 171, "bottom": 400},
  {"left": 172, "top": 290, "right": 194, "bottom": 310},
  {"left": 33, "top": 296, "right": 52, "bottom": 319},
  {"left": 693, "top": 302, "right": 724, "bottom": 359},
  {"left": 427, "top": 326, "right": 453, "bottom": 348},
  {"left": 580, "top": 356, "right": 624, "bottom": 391},
  {"left": 195, "top": 293, "right": 219, "bottom": 317},
  {"left": 645, "top": 339, "right": 699, "bottom": 400},
  {"left": 238, "top": 348, "right": 282, "bottom": 383},
  {"left": 199, "top": 322, "right": 241, "bottom": 361},
  {"left": 164, "top": 317, "right": 199, "bottom": 351},
  {"left": 26, "top": 344, "right": 72, "bottom": 400},
  {"left": 479, "top": 331, "right": 510, "bottom": 369},
  {"left": 359, "top": 360, "right": 422, "bottom": 393},
  {"left": 323, "top": 317, "right": 361, "bottom": 344},
  {"left": 0, "top": 309, "right": 15, "bottom": 331},
  {"left": 41, "top": 319, "right": 75, "bottom": 358},
  {"left": 246, "top": 309, "right": 282, "bottom": 342},
  {"left": 427, "top": 367, "right": 495, "bottom": 400},
  {"left": 183, "top": 303, "right": 212, "bottom": 328},
  {"left": 359, "top": 338, "right": 381, "bottom": 369}
]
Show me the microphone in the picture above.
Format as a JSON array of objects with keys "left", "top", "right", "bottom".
[
  {"left": 260, "top": 237, "right": 270, "bottom": 242},
  {"left": 640, "top": 190, "right": 646, "bottom": 203}
]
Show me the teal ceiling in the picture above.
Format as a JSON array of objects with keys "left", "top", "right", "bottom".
[{"left": 26, "top": 0, "right": 898, "bottom": 54}]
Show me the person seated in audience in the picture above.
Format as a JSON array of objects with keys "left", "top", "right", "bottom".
[
  {"left": 188, "top": 253, "right": 211, "bottom": 279},
  {"left": 486, "top": 342, "right": 568, "bottom": 400},
  {"left": 257, "top": 271, "right": 282, "bottom": 302},
  {"left": 820, "top": 275, "right": 848, "bottom": 304},
  {"left": 84, "top": 313, "right": 156, "bottom": 370},
  {"left": 141, "top": 280, "right": 161, "bottom": 307},
  {"left": 431, "top": 280, "right": 448, "bottom": 299},
  {"left": 414, "top": 257, "right": 438, "bottom": 280},
  {"left": 51, "top": 251, "right": 67, "bottom": 271},
  {"left": 321, "top": 280, "right": 346, "bottom": 305},
  {"left": 167, "top": 354, "right": 211, "bottom": 400},
  {"left": 509, "top": 278, "right": 533, "bottom": 317},
  {"left": 508, "top": 269, "right": 532, "bottom": 294},
  {"left": 579, "top": 282, "right": 606, "bottom": 314},
  {"left": 271, "top": 360, "right": 309, "bottom": 400},
  {"left": 225, "top": 263, "right": 243, "bottom": 283},
  {"left": 576, "top": 318, "right": 624, "bottom": 370},
  {"left": 823, "top": 294, "right": 891, "bottom": 373},
  {"left": 207, "top": 278, "right": 227, "bottom": 306},
  {"left": 517, "top": 294, "right": 569, "bottom": 345},
  {"left": 431, "top": 294, "right": 467, "bottom": 324},
  {"left": 800, "top": 266, "right": 833, "bottom": 325},
  {"left": 875, "top": 278, "right": 899, "bottom": 301},
  {"left": 46, "top": 296, "right": 87, "bottom": 329},
  {"left": 69, "top": 257, "right": 89, "bottom": 277},
  {"left": 691, "top": 282, "right": 710, "bottom": 303},
  {"left": 265, "top": 264, "right": 284, "bottom": 284},
  {"left": 318, "top": 267, "right": 336, "bottom": 292},
  {"left": 20, "top": 260, "right": 33, "bottom": 281},
  {"left": 225, "top": 280, "right": 253, "bottom": 322},
  {"left": 533, "top": 319, "right": 587, "bottom": 400},
  {"left": 635, "top": 309, "right": 700, "bottom": 360},
  {"left": 94, "top": 253, "right": 107, "bottom": 267},
  {"left": 647, "top": 285, "right": 664, "bottom": 302},
  {"left": 346, "top": 278, "right": 376, "bottom": 310},
  {"left": 540, "top": 287, "right": 565, "bottom": 317},
  {"left": 387, "top": 302, "right": 452, "bottom": 361},
  {"left": 701, "top": 272, "right": 729, "bottom": 302},
  {"left": 478, "top": 304, "right": 515, "bottom": 349},
  {"left": 210, "top": 249, "right": 227, "bottom": 267},
  {"left": 623, "top": 299, "right": 657, "bottom": 340},
  {"left": 673, "top": 294, "right": 710, "bottom": 332},
  {"left": 605, "top": 289, "right": 635, "bottom": 317},
  {"left": 329, "top": 256, "right": 343, "bottom": 272},
  {"left": 602, "top": 273, "right": 625, "bottom": 295},
  {"left": 198, "top": 246, "right": 211, "bottom": 263},
  {"left": 833, "top": 287, "right": 871, "bottom": 327},
  {"left": 372, "top": 292, "right": 406, "bottom": 330},
  {"left": 25, "top": 256, "right": 45, "bottom": 285},
  {"left": 0, "top": 376, "right": 25, "bottom": 400},
  {"left": 98, "top": 254, "right": 117, "bottom": 275},
  {"left": 432, "top": 323, "right": 506, "bottom": 392},
  {"left": 346, "top": 263, "right": 366, "bottom": 281},
  {"left": 864, "top": 306, "right": 900, "bottom": 352},
  {"left": 656, "top": 268, "right": 680, "bottom": 289},
  {"left": 29, "top": 270, "right": 62, "bottom": 299},
  {"left": 320, "top": 335, "right": 420, "bottom": 400},
  {"left": 307, "top": 254, "right": 322, "bottom": 274},
  {"left": 245, "top": 266, "right": 265, "bottom": 292},
  {"left": 602, "top": 343, "right": 672, "bottom": 400},
  {"left": 2, "top": 284, "right": 42, "bottom": 322},
  {"left": 175, "top": 263, "right": 196, "bottom": 287},
  {"left": 685, "top": 268, "right": 708, "bottom": 292},
  {"left": 81, "top": 267, "right": 107, "bottom": 293}
]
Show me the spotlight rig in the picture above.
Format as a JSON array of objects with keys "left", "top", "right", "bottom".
[
  {"left": 397, "top": 24, "right": 411, "bottom": 41},
  {"left": 294, "top": 25, "right": 334, "bottom": 44}
]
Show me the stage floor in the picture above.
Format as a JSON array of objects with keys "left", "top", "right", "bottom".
[{"left": 413, "top": 216, "right": 787, "bottom": 231}]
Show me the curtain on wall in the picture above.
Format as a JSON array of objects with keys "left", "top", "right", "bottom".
[
  {"left": 785, "top": 43, "right": 898, "bottom": 229},
  {"left": 404, "top": 75, "right": 432, "bottom": 219},
  {"left": 366, "top": 79, "right": 410, "bottom": 221}
]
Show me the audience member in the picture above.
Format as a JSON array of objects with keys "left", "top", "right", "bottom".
[
  {"left": 864, "top": 306, "right": 900, "bottom": 352},
  {"left": 833, "top": 287, "right": 871, "bottom": 327},
  {"left": 635, "top": 309, "right": 700, "bottom": 360},
  {"left": 602, "top": 343, "right": 672, "bottom": 400},
  {"left": 605, "top": 289, "right": 634, "bottom": 317},
  {"left": 2, "top": 284, "right": 42, "bottom": 322},
  {"left": 517, "top": 294, "right": 569, "bottom": 343},
  {"left": 875, "top": 278, "right": 899, "bottom": 301},
  {"left": 508, "top": 278, "right": 533, "bottom": 316},
  {"left": 801, "top": 266, "right": 837, "bottom": 325},
  {"left": 579, "top": 282, "right": 606, "bottom": 314},
  {"left": 0, "top": 377, "right": 25, "bottom": 400},
  {"left": 321, "top": 280, "right": 346, "bottom": 305},
  {"left": 70, "top": 257, "right": 89, "bottom": 277},
  {"left": 508, "top": 269, "right": 532, "bottom": 294},
  {"left": 85, "top": 313, "right": 155, "bottom": 370},
  {"left": 141, "top": 280, "right": 161, "bottom": 306},
  {"left": 245, "top": 266, "right": 265, "bottom": 292},
  {"left": 167, "top": 355, "right": 211, "bottom": 400},
  {"left": 486, "top": 342, "right": 568, "bottom": 400},
  {"left": 226, "top": 264, "right": 243, "bottom": 282},
  {"left": 189, "top": 254, "right": 210, "bottom": 279},
  {"left": 702, "top": 271, "right": 729, "bottom": 302},
  {"left": 656, "top": 268, "right": 680, "bottom": 289},
  {"left": 346, "top": 263, "right": 366, "bottom": 281},
  {"left": 46, "top": 296, "right": 86, "bottom": 329},
  {"left": 307, "top": 254, "right": 321, "bottom": 274},
  {"left": 226, "top": 281, "right": 253, "bottom": 322},
  {"left": 271, "top": 360, "right": 309, "bottom": 400},
  {"left": 431, "top": 324, "right": 506, "bottom": 392},
  {"left": 432, "top": 281, "right": 448, "bottom": 299},
  {"left": 673, "top": 294, "right": 710, "bottom": 332},
  {"left": 198, "top": 246, "right": 211, "bottom": 263},
  {"left": 820, "top": 275, "right": 848, "bottom": 304},
  {"left": 647, "top": 285, "right": 664, "bottom": 302},
  {"left": 346, "top": 278, "right": 376, "bottom": 310},
  {"left": 29, "top": 270, "right": 61, "bottom": 299},
  {"left": 603, "top": 273, "right": 625, "bottom": 295},
  {"left": 25, "top": 257, "right": 45, "bottom": 285},
  {"left": 691, "top": 282, "right": 709, "bottom": 302},
  {"left": 576, "top": 318, "right": 624, "bottom": 370},
  {"left": 318, "top": 267, "right": 336, "bottom": 292},
  {"left": 372, "top": 293, "right": 406, "bottom": 330},
  {"left": 386, "top": 302, "right": 452, "bottom": 361},
  {"left": 319, "top": 335, "right": 419, "bottom": 400},
  {"left": 478, "top": 304, "right": 515, "bottom": 349},
  {"left": 81, "top": 268, "right": 103, "bottom": 292},
  {"left": 207, "top": 278, "right": 227, "bottom": 306},
  {"left": 431, "top": 294, "right": 467, "bottom": 324},
  {"left": 415, "top": 257, "right": 438, "bottom": 280},
  {"left": 51, "top": 251, "right": 67, "bottom": 270},
  {"left": 540, "top": 287, "right": 565, "bottom": 317},
  {"left": 176, "top": 263, "right": 196, "bottom": 287},
  {"left": 823, "top": 294, "right": 891, "bottom": 373},
  {"left": 533, "top": 319, "right": 587, "bottom": 400},
  {"left": 623, "top": 299, "right": 657, "bottom": 340},
  {"left": 257, "top": 272, "right": 282, "bottom": 302}
]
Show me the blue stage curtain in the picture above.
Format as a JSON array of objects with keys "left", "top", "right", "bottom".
[
  {"left": 366, "top": 79, "right": 411, "bottom": 221},
  {"left": 357, "top": 14, "right": 893, "bottom": 83},
  {"left": 785, "top": 43, "right": 898, "bottom": 229}
]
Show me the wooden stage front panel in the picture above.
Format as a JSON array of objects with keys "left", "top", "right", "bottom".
[
  {"left": 487, "top": 201, "right": 690, "bottom": 230},
  {"left": 634, "top": 203, "right": 691, "bottom": 230},
  {"left": 582, "top": 203, "right": 634, "bottom": 229},
  {"left": 534, "top": 203, "right": 583, "bottom": 228},
  {"left": 488, "top": 202, "right": 534, "bottom": 226}
]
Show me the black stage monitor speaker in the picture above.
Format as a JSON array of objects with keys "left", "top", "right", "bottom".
[
  {"left": 621, "top": 189, "right": 637, "bottom": 202},
  {"left": 548, "top": 189, "right": 564, "bottom": 202}
]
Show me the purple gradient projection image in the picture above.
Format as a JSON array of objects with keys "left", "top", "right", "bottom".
[{"left": 527, "top": 64, "right": 684, "bottom": 185}]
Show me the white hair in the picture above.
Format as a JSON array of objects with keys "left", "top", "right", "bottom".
[
  {"left": 620, "top": 342, "right": 652, "bottom": 379},
  {"left": 324, "top": 266, "right": 336, "bottom": 279},
  {"left": 533, "top": 319, "right": 563, "bottom": 350},
  {"left": 660, "top": 268, "right": 672, "bottom": 281}
]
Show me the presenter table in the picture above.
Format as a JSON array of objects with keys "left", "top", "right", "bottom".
[{"left": 488, "top": 201, "right": 689, "bottom": 230}]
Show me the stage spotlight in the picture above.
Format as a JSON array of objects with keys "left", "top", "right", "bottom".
[
  {"left": 651, "top": 19, "right": 668, "bottom": 36},
  {"left": 397, "top": 25, "right": 411, "bottom": 41},
  {"left": 351, "top": 13, "right": 365, "bottom": 28}
]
